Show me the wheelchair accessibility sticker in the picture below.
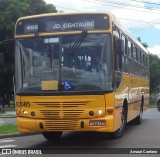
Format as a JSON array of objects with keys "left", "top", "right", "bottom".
[{"left": 64, "top": 80, "right": 72, "bottom": 90}]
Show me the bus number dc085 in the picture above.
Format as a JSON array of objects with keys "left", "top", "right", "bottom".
[{"left": 16, "top": 102, "right": 30, "bottom": 107}]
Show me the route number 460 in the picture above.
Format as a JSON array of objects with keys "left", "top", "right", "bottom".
[{"left": 26, "top": 25, "right": 38, "bottom": 30}]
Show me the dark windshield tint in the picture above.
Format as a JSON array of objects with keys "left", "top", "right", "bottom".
[{"left": 15, "top": 33, "right": 113, "bottom": 94}]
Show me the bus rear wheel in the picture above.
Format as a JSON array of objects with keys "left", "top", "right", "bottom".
[
  {"left": 112, "top": 107, "right": 127, "bottom": 139},
  {"left": 42, "top": 131, "right": 63, "bottom": 141}
]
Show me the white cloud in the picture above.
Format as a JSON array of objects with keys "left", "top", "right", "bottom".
[
  {"left": 148, "top": 45, "right": 160, "bottom": 56},
  {"left": 44, "top": 0, "right": 160, "bottom": 29},
  {"left": 44, "top": 0, "right": 160, "bottom": 48},
  {"left": 155, "top": 24, "right": 160, "bottom": 29}
]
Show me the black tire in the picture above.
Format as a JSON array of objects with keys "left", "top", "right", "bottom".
[
  {"left": 157, "top": 101, "right": 160, "bottom": 111},
  {"left": 112, "top": 107, "right": 127, "bottom": 139},
  {"left": 134, "top": 105, "right": 143, "bottom": 125},
  {"left": 42, "top": 132, "right": 63, "bottom": 141}
]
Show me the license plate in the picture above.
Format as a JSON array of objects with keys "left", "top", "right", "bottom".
[{"left": 89, "top": 120, "right": 106, "bottom": 126}]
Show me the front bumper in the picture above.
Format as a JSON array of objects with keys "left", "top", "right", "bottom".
[{"left": 17, "top": 115, "right": 114, "bottom": 133}]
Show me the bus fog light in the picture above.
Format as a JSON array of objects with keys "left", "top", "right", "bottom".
[
  {"left": 23, "top": 110, "right": 28, "bottom": 115},
  {"left": 98, "top": 109, "right": 103, "bottom": 116},
  {"left": 89, "top": 111, "right": 94, "bottom": 116},
  {"left": 31, "top": 111, "right": 35, "bottom": 117}
]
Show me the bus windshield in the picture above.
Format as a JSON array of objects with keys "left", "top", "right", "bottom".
[{"left": 15, "top": 33, "right": 113, "bottom": 94}]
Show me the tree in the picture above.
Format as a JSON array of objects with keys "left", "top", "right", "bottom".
[
  {"left": 137, "top": 37, "right": 160, "bottom": 93},
  {"left": 0, "top": 0, "right": 57, "bottom": 107},
  {"left": 0, "top": 0, "right": 57, "bottom": 40},
  {"left": 137, "top": 37, "right": 148, "bottom": 48},
  {"left": 149, "top": 54, "right": 160, "bottom": 93}
]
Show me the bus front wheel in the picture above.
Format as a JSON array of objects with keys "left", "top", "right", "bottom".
[
  {"left": 42, "top": 131, "right": 63, "bottom": 141},
  {"left": 112, "top": 107, "right": 127, "bottom": 139}
]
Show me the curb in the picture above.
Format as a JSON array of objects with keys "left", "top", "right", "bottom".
[{"left": 0, "top": 132, "right": 40, "bottom": 139}]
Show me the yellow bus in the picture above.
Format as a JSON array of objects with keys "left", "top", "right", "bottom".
[{"left": 14, "top": 12, "right": 149, "bottom": 140}]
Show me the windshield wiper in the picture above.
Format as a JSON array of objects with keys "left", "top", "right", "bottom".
[
  {"left": 35, "top": 34, "right": 46, "bottom": 49},
  {"left": 69, "top": 30, "right": 88, "bottom": 56}
]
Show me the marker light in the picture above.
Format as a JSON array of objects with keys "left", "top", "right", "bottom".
[
  {"left": 98, "top": 109, "right": 103, "bottom": 116},
  {"left": 16, "top": 110, "right": 20, "bottom": 116}
]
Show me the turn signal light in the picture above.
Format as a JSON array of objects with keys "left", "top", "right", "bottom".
[{"left": 107, "top": 108, "right": 114, "bottom": 114}]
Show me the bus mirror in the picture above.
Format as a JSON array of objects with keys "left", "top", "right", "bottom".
[{"left": 114, "top": 37, "right": 121, "bottom": 53}]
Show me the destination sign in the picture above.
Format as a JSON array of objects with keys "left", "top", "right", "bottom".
[
  {"left": 46, "top": 20, "right": 95, "bottom": 31},
  {"left": 16, "top": 14, "right": 110, "bottom": 35}
]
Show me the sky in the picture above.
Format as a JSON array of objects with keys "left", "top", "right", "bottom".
[{"left": 44, "top": 0, "right": 160, "bottom": 56}]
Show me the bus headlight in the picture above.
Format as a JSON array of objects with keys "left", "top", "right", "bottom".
[
  {"left": 98, "top": 109, "right": 103, "bottom": 116},
  {"left": 23, "top": 110, "right": 28, "bottom": 115}
]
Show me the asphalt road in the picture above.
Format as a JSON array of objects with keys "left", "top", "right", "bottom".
[{"left": 0, "top": 108, "right": 160, "bottom": 157}]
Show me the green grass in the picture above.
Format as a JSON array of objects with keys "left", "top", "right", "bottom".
[
  {"left": 0, "top": 124, "right": 18, "bottom": 135},
  {"left": 149, "top": 93, "right": 157, "bottom": 108},
  {"left": 0, "top": 110, "right": 5, "bottom": 114},
  {"left": 149, "top": 102, "right": 157, "bottom": 108}
]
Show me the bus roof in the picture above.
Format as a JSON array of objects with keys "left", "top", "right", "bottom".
[
  {"left": 16, "top": 12, "right": 112, "bottom": 21},
  {"left": 112, "top": 14, "right": 149, "bottom": 55},
  {"left": 16, "top": 12, "right": 149, "bottom": 55}
]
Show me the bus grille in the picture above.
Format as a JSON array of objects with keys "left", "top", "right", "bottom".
[
  {"left": 43, "top": 120, "right": 79, "bottom": 131},
  {"left": 35, "top": 101, "right": 91, "bottom": 119},
  {"left": 36, "top": 101, "right": 90, "bottom": 108},
  {"left": 39, "top": 110, "right": 83, "bottom": 119}
]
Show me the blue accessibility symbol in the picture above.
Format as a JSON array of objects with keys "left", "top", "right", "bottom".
[{"left": 64, "top": 81, "right": 72, "bottom": 90}]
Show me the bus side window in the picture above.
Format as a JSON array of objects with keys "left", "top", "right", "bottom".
[
  {"left": 140, "top": 51, "right": 142, "bottom": 64},
  {"left": 113, "top": 27, "right": 122, "bottom": 71},
  {"left": 128, "top": 41, "right": 132, "bottom": 58},
  {"left": 121, "top": 35, "right": 125, "bottom": 55},
  {"left": 133, "top": 45, "right": 137, "bottom": 61},
  {"left": 137, "top": 48, "right": 140, "bottom": 62},
  {"left": 121, "top": 35, "right": 127, "bottom": 73}
]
